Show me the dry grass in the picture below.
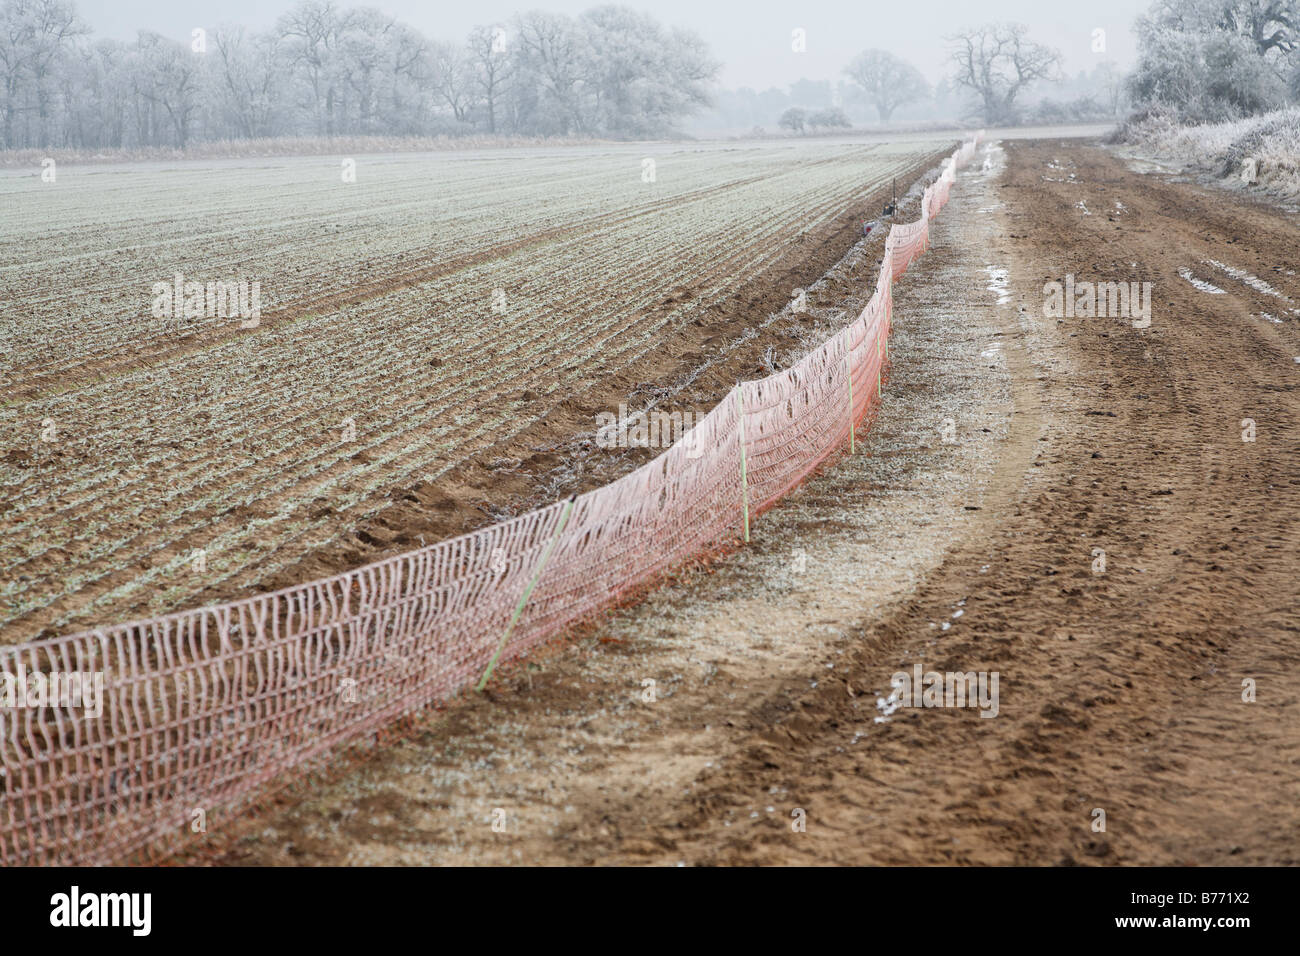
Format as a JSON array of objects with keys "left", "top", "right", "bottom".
[
  {"left": 1122, "top": 108, "right": 1300, "bottom": 199},
  {"left": 0, "top": 133, "right": 616, "bottom": 168}
]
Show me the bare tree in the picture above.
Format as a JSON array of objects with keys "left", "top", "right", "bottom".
[
  {"left": 949, "top": 23, "right": 1062, "bottom": 124},
  {"left": 778, "top": 106, "right": 806, "bottom": 133},
  {"left": 807, "top": 106, "right": 851, "bottom": 130},
  {"left": 0, "top": 0, "right": 85, "bottom": 147},
  {"left": 514, "top": 10, "right": 588, "bottom": 134},
  {"left": 337, "top": 8, "right": 392, "bottom": 133},
  {"left": 0, "top": 0, "right": 724, "bottom": 148},
  {"left": 383, "top": 22, "right": 430, "bottom": 134},
  {"left": 212, "top": 27, "right": 284, "bottom": 139},
  {"left": 577, "top": 7, "right": 717, "bottom": 136},
  {"left": 1095, "top": 60, "right": 1125, "bottom": 117},
  {"left": 0, "top": 1, "right": 33, "bottom": 146},
  {"left": 25, "top": 0, "right": 83, "bottom": 144},
  {"left": 843, "top": 49, "right": 928, "bottom": 123},
  {"left": 1129, "top": 11, "right": 1289, "bottom": 120},
  {"left": 277, "top": 0, "right": 345, "bottom": 136},
  {"left": 429, "top": 38, "right": 473, "bottom": 124},
  {"left": 1231, "top": 0, "right": 1299, "bottom": 53},
  {"left": 466, "top": 24, "right": 510, "bottom": 133},
  {"left": 132, "top": 31, "right": 202, "bottom": 146}
]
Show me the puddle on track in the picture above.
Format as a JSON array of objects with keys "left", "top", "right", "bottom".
[{"left": 984, "top": 266, "right": 1011, "bottom": 305}]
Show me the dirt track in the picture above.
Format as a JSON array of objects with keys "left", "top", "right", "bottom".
[{"left": 204, "top": 138, "right": 1300, "bottom": 866}]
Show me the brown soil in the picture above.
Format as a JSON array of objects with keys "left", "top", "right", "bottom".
[
  {"left": 3, "top": 147, "right": 953, "bottom": 643},
  {"left": 195, "top": 138, "right": 1300, "bottom": 866},
  {"left": 250, "top": 149, "right": 955, "bottom": 595}
]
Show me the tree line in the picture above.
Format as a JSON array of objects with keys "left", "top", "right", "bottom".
[
  {"left": 1127, "top": 0, "right": 1300, "bottom": 122},
  {"left": 804, "top": 4, "right": 1300, "bottom": 132},
  {"left": 0, "top": 0, "right": 720, "bottom": 150},
  {"left": 835, "top": 5, "right": 1300, "bottom": 130}
]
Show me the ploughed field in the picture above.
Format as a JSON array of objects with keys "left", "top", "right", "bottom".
[{"left": 0, "top": 139, "right": 939, "bottom": 644}]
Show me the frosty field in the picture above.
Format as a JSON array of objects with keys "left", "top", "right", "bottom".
[{"left": 0, "top": 138, "right": 939, "bottom": 644}]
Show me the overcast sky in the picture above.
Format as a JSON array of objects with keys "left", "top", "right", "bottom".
[{"left": 79, "top": 0, "right": 1150, "bottom": 88}]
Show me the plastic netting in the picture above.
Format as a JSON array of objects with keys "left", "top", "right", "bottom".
[{"left": 0, "top": 134, "right": 982, "bottom": 866}]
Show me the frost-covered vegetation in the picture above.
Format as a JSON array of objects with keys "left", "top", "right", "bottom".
[
  {"left": 1123, "top": 107, "right": 1300, "bottom": 197},
  {"left": 0, "top": 0, "right": 719, "bottom": 150},
  {"left": 1126, "top": 0, "right": 1300, "bottom": 124},
  {"left": 1118, "top": 2, "right": 1300, "bottom": 195}
]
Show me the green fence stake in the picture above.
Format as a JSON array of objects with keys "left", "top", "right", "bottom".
[
  {"left": 877, "top": 330, "right": 883, "bottom": 397},
  {"left": 735, "top": 387, "right": 750, "bottom": 543},
  {"left": 845, "top": 353, "right": 855, "bottom": 454},
  {"left": 477, "top": 496, "right": 576, "bottom": 692}
]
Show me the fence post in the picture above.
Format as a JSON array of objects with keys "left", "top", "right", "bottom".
[
  {"left": 476, "top": 495, "right": 576, "bottom": 692},
  {"left": 735, "top": 386, "right": 750, "bottom": 543},
  {"left": 844, "top": 332, "right": 856, "bottom": 454},
  {"left": 876, "top": 324, "right": 883, "bottom": 397},
  {"left": 883, "top": 258, "right": 893, "bottom": 361}
]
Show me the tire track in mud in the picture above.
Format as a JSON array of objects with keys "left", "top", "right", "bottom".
[{"left": 591, "top": 139, "right": 1300, "bottom": 866}]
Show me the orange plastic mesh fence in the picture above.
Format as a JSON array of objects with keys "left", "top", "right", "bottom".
[{"left": 0, "top": 135, "right": 982, "bottom": 866}]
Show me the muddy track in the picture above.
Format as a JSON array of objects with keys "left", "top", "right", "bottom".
[
  {"left": 598, "top": 139, "right": 1300, "bottom": 865},
  {"left": 197, "top": 137, "right": 1300, "bottom": 866}
]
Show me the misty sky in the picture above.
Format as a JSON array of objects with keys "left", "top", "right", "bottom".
[{"left": 79, "top": 0, "right": 1150, "bottom": 88}]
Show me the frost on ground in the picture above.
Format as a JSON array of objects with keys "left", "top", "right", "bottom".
[
  {"left": 984, "top": 266, "right": 1011, "bottom": 305},
  {"left": 0, "top": 138, "right": 941, "bottom": 644},
  {"left": 204, "top": 142, "right": 1026, "bottom": 867},
  {"left": 1117, "top": 107, "right": 1300, "bottom": 201},
  {"left": 1178, "top": 267, "right": 1227, "bottom": 294},
  {"left": 1203, "top": 259, "right": 1295, "bottom": 305}
]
